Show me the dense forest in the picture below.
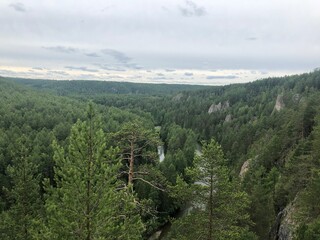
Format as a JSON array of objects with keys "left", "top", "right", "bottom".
[{"left": 1, "top": 70, "right": 320, "bottom": 239}]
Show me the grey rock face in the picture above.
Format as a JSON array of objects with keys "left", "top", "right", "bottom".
[
  {"left": 208, "top": 101, "right": 230, "bottom": 114},
  {"left": 239, "top": 160, "right": 250, "bottom": 178},
  {"left": 275, "top": 199, "right": 298, "bottom": 240},
  {"left": 274, "top": 95, "right": 285, "bottom": 112},
  {"left": 225, "top": 114, "right": 232, "bottom": 122}
]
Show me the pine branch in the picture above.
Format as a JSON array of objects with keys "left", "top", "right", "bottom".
[{"left": 133, "top": 177, "right": 166, "bottom": 192}]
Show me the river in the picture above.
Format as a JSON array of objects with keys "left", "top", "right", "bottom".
[
  {"left": 158, "top": 145, "right": 165, "bottom": 162},
  {"left": 149, "top": 143, "right": 203, "bottom": 239}
]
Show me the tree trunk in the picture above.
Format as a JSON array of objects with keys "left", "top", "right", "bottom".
[
  {"left": 86, "top": 120, "right": 93, "bottom": 240},
  {"left": 128, "top": 141, "right": 134, "bottom": 185},
  {"left": 209, "top": 172, "right": 213, "bottom": 240}
]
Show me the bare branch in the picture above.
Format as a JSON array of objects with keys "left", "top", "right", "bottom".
[
  {"left": 133, "top": 177, "right": 166, "bottom": 192},
  {"left": 133, "top": 171, "right": 150, "bottom": 176}
]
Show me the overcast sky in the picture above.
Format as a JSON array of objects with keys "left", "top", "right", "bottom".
[{"left": 0, "top": 0, "right": 319, "bottom": 85}]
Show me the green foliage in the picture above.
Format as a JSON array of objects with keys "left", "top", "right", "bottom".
[
  {"left": 9, "top": 77, "right": 206, "bottom": 96},
  {"left": 243, "top": 166, "right": 278, "bottom": 239},
  {"left": 113, "top": 120, "right": 160, "bottom": 185},
  {"left": 42, "top": 105, "right": 144, "bottom": 239},
  {"left": 296, "top": 217, "right": 320, "bottom": 240},
  {"left": 113, "top": 121, "right": 177, "bottom": 236},
  {"left": 160, "top": 124, "right": 197, "bottom": 183},
  {"left": 1, "top": 71, "right": 320, "bottom": 239},
  {"left": 0, "top": 135, "right": 42, "bottom": 240},
  {"left": 169, "top": 139, "right": 256, "bottom": 240}
]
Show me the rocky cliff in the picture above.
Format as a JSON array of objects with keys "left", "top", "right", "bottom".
[
  {"left": 274, "top": 94, "right": 285, "bottom": 112},
  {"left": 208, "top": 101, "right": 230, "bottom": 114}
]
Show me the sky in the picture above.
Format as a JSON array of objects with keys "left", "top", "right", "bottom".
[{"left": 0, "top": 0, "right": 320, "bottom": 85}]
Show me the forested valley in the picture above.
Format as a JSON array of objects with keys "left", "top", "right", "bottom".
[{"left": 1, "top": 70, "right": 320, "bottom": 240}]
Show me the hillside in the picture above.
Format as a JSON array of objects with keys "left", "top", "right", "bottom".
[{"left": 0, "top": 71, "right": 320, "bottom": 239}]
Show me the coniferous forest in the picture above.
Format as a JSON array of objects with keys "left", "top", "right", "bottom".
[{"left": 1, "top": 70, "right": 320, "bottom": 239}]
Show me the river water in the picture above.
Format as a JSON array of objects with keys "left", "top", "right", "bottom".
[
  {"left": 158, "top": 145, "right": 165, "bottom": 162},
  {"left": 149, "top": 143, "right": 203, "bottom": 239}
]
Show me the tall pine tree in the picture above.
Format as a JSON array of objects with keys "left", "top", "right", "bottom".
[
  {"left": 42, "top": 104, "right": 144, "bottom": 239},
  {"left": 113, "top": 121, "right": 160, "bottom": 187},
  {"left": 169, "top": 139, "right": 256, "bottom": 240}
]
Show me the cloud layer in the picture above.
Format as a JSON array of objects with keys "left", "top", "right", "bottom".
[
  {"left": 179, "top": 0, "right": 206, "bottom": 17},
  {"left": 9, "top": 2, "right": 26, "bottom": 12},
  {"left": 1, "top": 0, "right": 319, "bottom": 84}
]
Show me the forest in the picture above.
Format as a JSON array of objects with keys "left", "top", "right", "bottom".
[{"left": 1, "top": 70, "right": 320, "bottom": 240}]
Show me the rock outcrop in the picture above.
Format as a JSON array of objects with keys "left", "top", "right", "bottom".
[
  {"left": 208, "top": 101, "right": 230, "bottom": 114},
  {"left": 274, "top": 94, "right": 285, "bottom": 112},
  {"left": 239, "top": 160, "right": 250, "bottom": 178},
  {"left": 225, "top": 114, "right": 232, "bottom": 123},
  {"left": 172, "top": 93, "right": 183, "bottom": 101},
  {"left": 292, "top": 93, "right": 301, "bottom": 104},
  {"left": 277, "top": 202, "right": 297, "bottom": 240},
  {"left": 271, "top": 197, "right": 299, "bottom": 240},
  {"left": 148, "top": 230, "right": 162, "bottom": 240}
]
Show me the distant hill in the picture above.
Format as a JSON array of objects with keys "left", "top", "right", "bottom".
[{"left": 2, "top": 77, "right": 208, "bottom": 96}]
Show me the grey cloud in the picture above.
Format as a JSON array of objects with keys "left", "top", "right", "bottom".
[
  {"left": 157, "top": 73, "right": 165, "bottom": 76},
  {"left": 1, "top": 0, "right": 318, "bottom": 82},
  {"left": 32, "top": 67, "right": 44, "bottom": 70},
  {"left": 48, "top": 70, "right": 69, "bottom": 76},
  {"left": 78, "top": 74, "right": 97, "bottom": 79},
  {"left": 165, "top": 69, "right": 175, "bottom": 72},
  {"left": 179, "top": 0, "right": 206, "bottom": 17},
  {"left": 101, "top": 49, "right": 131, "bottom": 64},
  {"left": 184, "top": 72, "right": 193, "bottom": 76},
  {"left": 65, "top": 66, "right": 99, "bottom": 72},
  {"left": 85, "top": 52, "right": 100, "bottom": 57},
  {"left": 0, "top": 70, "right": 44, "bottom": 78},
  {"left": 130, "top": 64, "right": 143, "bottom": 70},
  {"left": 95, "top": 64, "right": 127, "bottom": 72},
  {"left": 129, "top": 75, "right": 142, "bottom": 79},
  {"left": 9, "top": 2, "right": 26, "bottom": 12},
  {"left": 107, "top": 75, "right": 124, "bottom": 79},
  {"left": 246, "top": 37, "right": 258, "bottom": 41},
  {"left": 149, "top": 77, "right": 167, "bottom": 81},
  {"left": 43, "top": 46, "right": 78, "bottom": 54},
  {"left": 124, "top": 63, "right": 143, "bottom": 69},
  {"left": 148, "top": 77, "right": 174, "bottom": 83},
  {"left": 101, "top": 5, "right": 115, "bottom": 12},
  {"left": 26, "top": 71, "right": 44, "bottom": 76},
  {"left": 100, "top": 49, "right": 141, "bottom": 69},
  {"left": 104, "top": 67, "right": 126, "bottom": 72},
  {"left": 161, "top": 6, "right": 170, "bottom": 12},
  {"left": 206, "top": 75, "right": 238, "bottom": 80},
  {"left": 0, "top": 69, "right": 15, "bottom": 75}
]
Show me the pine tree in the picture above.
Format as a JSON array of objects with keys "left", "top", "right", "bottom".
[
  {"left": 113, "top": 121, "right": 160, "bottom": 187},
  {"left": 42, "top": 104, "right": 144, "bottom": 239},
  {"left": 169, "top": 139, "right": 256, "bottom": 240},
  {"left": 0, "top": 135, "right": 42, "bottom": 240},
  {"left": 113, "top": 120, "right": 170, "bottom": 237}
]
